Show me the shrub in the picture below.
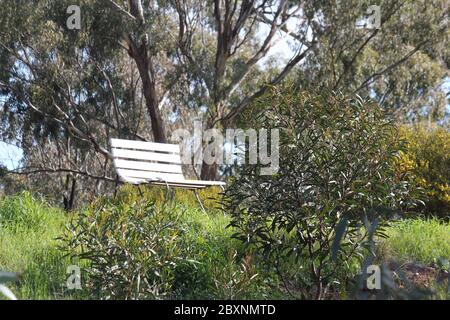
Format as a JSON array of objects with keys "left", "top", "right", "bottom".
[
  {"left": 63, "top": 195, "right": 184, "bottom": 299},
  {"left": 395, "top": 124, "right": 450, "bottom": 218},
  {"left": 225, "top": 87, "right": 419, "bottom": 299},
  {"left": 62, "top": 186, "right": 269, "bottom": 299}
]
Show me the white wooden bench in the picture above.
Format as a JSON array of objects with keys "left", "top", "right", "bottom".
[{"left": 110, "top": 138, "right": 225, "bottom": 190}]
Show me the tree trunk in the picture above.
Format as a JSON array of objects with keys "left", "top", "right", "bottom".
[
  {"left": 200, "top": 162, "right": 219, "bottom": 181},
  {"left": 127, "top": 45, "right": 166, "bottom": 143},
  {"left": 63, "top": 175, "right": 77, "bottom": 211},
  {"left": 134, "top": 54, "right": 167, "bottom": 143},
  {"left": 199, "top": 118, "right": 220, "bottom": 180},
  {"left": 68, "top": 177, "right": 77, "bottom": 211},
  {"left": 125, "top": 0, "right": 167, "bottom": 143}
]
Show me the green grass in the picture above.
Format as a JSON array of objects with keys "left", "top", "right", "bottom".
[
  {"left": 0, "top": 192, "right": 81, "bottom": 299},
  {"left": 380, "top": 218, "right": 450, "bottom": 265}
]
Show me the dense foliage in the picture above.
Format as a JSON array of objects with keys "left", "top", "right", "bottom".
[
  {"left": 395, "top": 125, "right": 450, "bottom": 218},
  {"left": 226, "top": 88, "right": 420, "bottom": 299},
  {"left": 0, "top": 0, "right": 448, "bottom": 301},
  {"left": 64, "top": 198, "right": 183, "bottom": 299},
  {"left": 61, "top": 186, "right": 274, "bottom": 299}
]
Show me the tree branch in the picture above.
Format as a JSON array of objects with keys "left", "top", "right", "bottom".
[
  {"left": 354, "top": 40, "right": 427, "bottom": 93},
  {"left": 220, "top": 43, "right": 315, "bottom": 124},
  {"left": 6, "top": 167, "right": 116, "bottom": 183}
]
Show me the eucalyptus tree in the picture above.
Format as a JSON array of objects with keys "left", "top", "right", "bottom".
[
  {"left": 0, "top": 0, "right": 140, "bottom": 206},
  {"left": 295, "top": 0, "right": 449, "bottom": 121},
  {"left": 0, "top": 0, "right": 448, "bottom": 198}
]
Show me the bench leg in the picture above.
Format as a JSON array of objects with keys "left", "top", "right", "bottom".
[
  {"left": 113, "top": 175, "right": 120, "bottom": 199},
  {"left": 193, "top": 189, "right": 207, "bottom": 214},
  {"left": 164, "top": 182, "right": 175, "bottom": 202},
  {"left": 137, "top": 185, "right": 144, "bottom": 197},
  {"left": 218, "top": 185, "right": 225, "bottom": 214}
]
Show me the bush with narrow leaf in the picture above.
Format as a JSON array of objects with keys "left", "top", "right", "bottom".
[
  {"left": 394, "top": 124, "right": 450, "bottom": 218},
  {"left": 225, "top": 87, "right": 420, "bottom": 299},
  {"left": 63, "top": 196, "right": 185, "bottom": 299},
  {"left": 62, "top": 186, "right": 270, "bottom": 299}
]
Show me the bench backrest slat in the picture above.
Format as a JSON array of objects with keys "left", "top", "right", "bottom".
[
  {"left": 112, "top": 149, "right": 181, "bottom": 164},
  {"left": 110, "top": 138, "right": 179, "bottom": 153},
  {"left": 113, "top": 159, "right": 183, "bottom": 174}
]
